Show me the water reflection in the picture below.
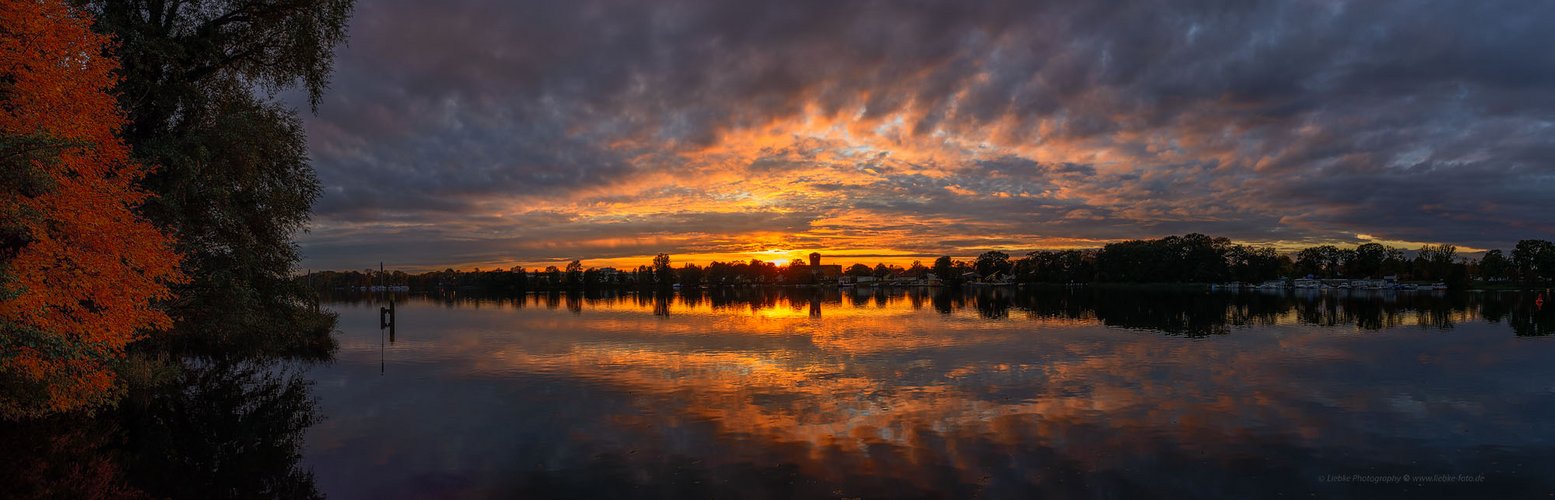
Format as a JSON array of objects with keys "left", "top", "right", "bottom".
[
  {"left": 327, "top": 287, "right": 1555, "bottom": 337},
  {"left": 301, "top": 288, "right": 1555, "bottom": 498},
  {"left": 118, "top": 360, "right": 323, "bottom": 498},
  {"left": 0, "top": 310, "right": 339, "bottom": 500},
  {"left": 0, "top": 358, "right": 326, "bottom": 499}
]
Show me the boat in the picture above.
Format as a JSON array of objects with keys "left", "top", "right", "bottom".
[
  {"left": 1212, "top": 282, "right": 1245, "bottom": 291},
  {"left": 1352, "top": 279, "right": 1386, "bottom": 290}
]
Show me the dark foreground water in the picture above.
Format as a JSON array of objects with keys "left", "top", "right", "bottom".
[
  {"left": 5, "top": 288, "right": 1555, "bottom": 499},
  {"left": 296, "top": 288, "right": 1555, "bottom": 499}
]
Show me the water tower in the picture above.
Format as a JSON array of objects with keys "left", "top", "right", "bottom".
[{"left": 809, "top": 252, "right": 821, "bottom": 267}]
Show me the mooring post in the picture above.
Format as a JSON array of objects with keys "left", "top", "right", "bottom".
[
  {"left": 388, "top": 299, "right": 397, "bottom": 343},
  {"left": 380, "top": 299, "right": 397, "bottom": 328}
]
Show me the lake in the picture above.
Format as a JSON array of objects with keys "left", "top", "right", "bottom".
[
  {"left": 296, "top": 288, "right": 1555, "bottom": 498},
  {"left": 5, "top": 287, "right": 1553, "bottom": 499}
]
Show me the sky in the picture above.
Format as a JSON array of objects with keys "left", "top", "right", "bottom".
[{"left": 294, "top": 0, "right": 1555, "bottom": 272}]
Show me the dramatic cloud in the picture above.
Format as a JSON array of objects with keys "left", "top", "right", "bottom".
[{"left": 297, "top": 0, "right": 1555, "bottom": 270}]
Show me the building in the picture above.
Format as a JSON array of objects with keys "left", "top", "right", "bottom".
[{"left": 791, "top": 252, "right": 842, "bottom": 282}]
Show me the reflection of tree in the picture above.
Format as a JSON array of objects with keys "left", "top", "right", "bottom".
[
  {"left": 118, "top": 360, "right": 322, "bottom": 498},
  {"left": 0, "top": 358, "right": 325, "bottom": 498},
  {"left": 362, "top": 287, "right": 1527, "bottom": 339},
  {"left": 1480, "top": 295, "right": 1510, "bottom": 323},
  {"left": 1220, "top": 292, "right": 1284, "bottom": 327},
  {"left": 565, "top": 291, "right": 583, "bottom": 315},
  {"left": 1003, "top": 287, "right": 1493, "bottom": 336},
  {"left": 931, "top": 289, "right": 962, "bottom": 314},
  {"left": 1010, "top": 288, "right": 1094, "bottom": 320},
  {"left": 1090, "top": 291, "right": 1233, "bottom": 337},
  {"left": 4, "top": 300, "right": 335, "bottom": 498},
  {"left": 0, "top": 416, "right": 141, "bottom": 499},
  {"left": 1507, "top": 293, "right": 1555, "bottom": 336},
  {"left": 907, "top": 288, "right": 928, "bottom": 310},
  {"left": 972, "top": 289, "right": 1011, "bottom": 320},
  {"left": 680, "top": 289, "right": 705, "bottom": 310},
  {"left": 653, "top": 292, "right": 671, "bottom": 317},
  {"left": 1344, "top": 298, "right": 1396, "bottom": 330},
  {"left": 1292, "top": 292, "right": 1346, "bottom": 328}
]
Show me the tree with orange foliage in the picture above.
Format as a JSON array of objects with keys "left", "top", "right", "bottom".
[{"left": 1, "top": 0, "right": 182, "bottom": 418}]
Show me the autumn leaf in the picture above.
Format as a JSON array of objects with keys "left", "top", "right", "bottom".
[{"left": 1, "top": 0, "right": 183, "bottom": 418}]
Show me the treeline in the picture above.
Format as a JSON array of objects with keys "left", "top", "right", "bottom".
[
  {"left": 308, "top": 235, "right": 1555, "bottom": 294},
  {"left": 1013, "top": 235, "right": 1555, "bottom": 287},
  {"left": 949, "top": 235, "right": 1286, "bottom": 285},
  {"left": 310, "top": 254, "right": 812, "bottom": 291}
]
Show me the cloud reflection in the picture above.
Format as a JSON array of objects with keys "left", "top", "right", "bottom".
[{"left": 301, "top": 290, "right": 1555, "bottom": 497}]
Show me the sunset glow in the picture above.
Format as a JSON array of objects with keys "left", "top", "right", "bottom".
[
  {"left": 294, "top": 0, "right": 1555, "bottom": 271},
  {"left": 9, "top": 1, "right": 1555, "bottom": 497}
]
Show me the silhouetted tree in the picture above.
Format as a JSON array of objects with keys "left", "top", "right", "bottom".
[
  {"left": 82, "top": 0, "right": 354, "bottom": 344},
  {"left": 1226, "top": 245, "right": 1281, "bottom": 283},
  {"left": 653, "top": 253, "right": 673, "bottom": 287},
  {"left": 678, "top": 264, "right": 704, "bottom": 286},
  {"left": 973, "top": 251, "right": 1012, "bottom": 278},
  {"left": 1512, "top": 240, "right": 1555, "bottom": 284},
  {"left": 1347, "top": 243, "right": 1388, "bottom": 278},
  {"left": 544, "top": 266, "right": 562, "bottom": 288},
  {"left": 1415, "top": 244, "right": 1457, "bottom": 281},
  {"left": 1478, "top": 249, "right": 1511, "bottom": 281},
  {"left": 932, "top": 256, "right": 958, "bottom": 285},
  {"left": 1295, "top": 245, "right": 1345, "bottom": 278},
  {"left": 565, "top": 260, "right": 584, "bottom": 288}
]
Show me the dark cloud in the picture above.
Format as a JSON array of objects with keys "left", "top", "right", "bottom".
[{"left": 298, "top": 0, "right": 1555, "bottom": 269}]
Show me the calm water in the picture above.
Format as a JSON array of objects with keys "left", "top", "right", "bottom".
[
  {"left": 7, "top": 288, "right": 1553, "bottom": 498},
  {"left": 295, "top": 288, "right": 1555, "bottom": 499}
]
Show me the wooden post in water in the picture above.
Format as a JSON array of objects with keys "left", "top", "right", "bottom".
[
  {"left": 377, "top": 262, "right": 398, "bottom": 346},
  {"left": 380, "top": 299, "right": 396, "bottom": 329},
  {"left": 377, "top": 261, "right": 397, "bottom": 326}
]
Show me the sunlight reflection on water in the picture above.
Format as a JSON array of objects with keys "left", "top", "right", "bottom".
[{"left": 302, "top": 288, "right": 1555, "bottom": 498}]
